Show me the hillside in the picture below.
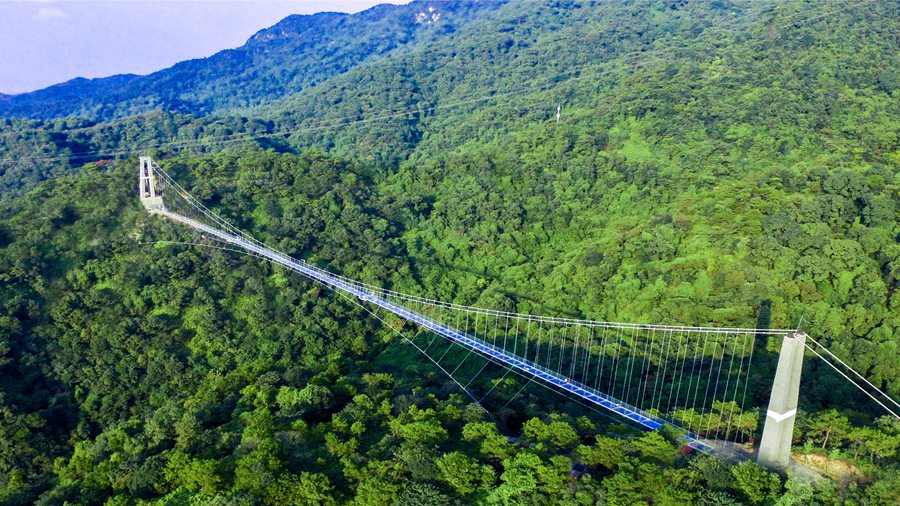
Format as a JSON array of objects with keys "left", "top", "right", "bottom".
[
  {"left": 0, "top": 1, "right": 504, "bottom": 121},
  {"left": 0, "top": 0, "right": 898, "bottom": 504}
]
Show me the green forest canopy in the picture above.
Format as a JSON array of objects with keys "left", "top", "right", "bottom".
[{"left": 0, "top": 0, "right": 898, "bottom": 504}]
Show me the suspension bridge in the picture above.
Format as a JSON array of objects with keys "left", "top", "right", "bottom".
[{"left": 138, "top": 157, "right": 900, "bottom": 470}]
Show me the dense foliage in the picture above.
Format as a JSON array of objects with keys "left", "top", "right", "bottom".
[
  {"left": 0, "top": 0, "right": 898, "bottom": 504},
  {"left": 0, "top": 1, "right": 503, "bottom": 121}
]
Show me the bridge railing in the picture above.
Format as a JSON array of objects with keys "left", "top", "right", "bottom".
[{"left": 367, "top": 292, "right": 713, "bottom": 452}]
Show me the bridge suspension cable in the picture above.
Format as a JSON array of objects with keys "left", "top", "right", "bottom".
[
  {"left": 147, "top": 155, "right": 900, "bottom": 470},
  {"left": 803, "top": 338, "right": 900, "bottom": 420},
  {"left": 147, "top": 160, "right": 800, "bottom": 458}
]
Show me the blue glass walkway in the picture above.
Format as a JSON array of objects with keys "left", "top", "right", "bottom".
[{"left": 159, "top": 210, "right": 712, "bottom": 452}]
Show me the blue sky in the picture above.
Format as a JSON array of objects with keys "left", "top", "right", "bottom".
[{"left": 0, "top": 1, "right": 408, "bottom": 94}]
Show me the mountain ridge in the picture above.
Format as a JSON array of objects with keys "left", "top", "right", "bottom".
[{"left": 0, "top": 0, "right": 505, "bottom": 120}]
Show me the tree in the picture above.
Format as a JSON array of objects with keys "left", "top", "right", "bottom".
[
  {"left": 232, "top": 439, "right": 282, "bottom": 500},
  {"left": 864, "top": 468, "right": 900, "bottom": 506},
  {"left": 631, "top": 432, "right": 677, "bottom": 465},
  {"left": 435, "top": 452, "right": 493, "bottom": 497},
  {"left": 268, "top": 472, "right": 336, "bottom": 506},
  {"left": 353, "top": 478, "right": 402, "bottom": 506},
  {"left": 397, "top": 419, "right": 448, "bottom": 446},
  {"left": 489, "top": 452, "right": 567, "bottom": 505},
  {"left": 462, "top": 421, "right": 512, "bottom": 460},
  {"left": 729, "top": 461, "right": 781, "bottom": 505},
  {"left": 397, "top": 483, "right": 451, "bottom": 506},
  {"left": 805, "top": 409, "right": 851, "bottom": 450},
  {"left": 521, "top": 418, "right": 579, "bottom": 450},
  {"left": 276, "top": 384, "right": 333, "bottom": 417},
  {"left": 698, "top": 491, "right": 741, "bottom": 506},
  {"left": 162, "top": 450, "right": 221, "bottom": 496},
  {"left": 863, "top": 432, "right": 899, "bottom": 463},
  {"left": 575, "top": 436, "right": 626, "bottom": 471}
]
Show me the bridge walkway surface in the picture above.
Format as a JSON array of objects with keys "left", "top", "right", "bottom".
[{"left": 155, "top": 209, "right": 713, "bottom": 452}]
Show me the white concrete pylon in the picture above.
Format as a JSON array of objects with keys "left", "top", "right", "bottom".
[
  {"left": 757, "top": 331, "right": 806, "bottom": 470},
  {"left": 139, "top": 156, "right": 165, "bottom": 212}
]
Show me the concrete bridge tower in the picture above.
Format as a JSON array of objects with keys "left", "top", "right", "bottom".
[
  {"left": 139, "top": 157, "right": 165, "bottom": 212},
  {"left": 757, "top": 331, "right": 807, "bottom": 470}
]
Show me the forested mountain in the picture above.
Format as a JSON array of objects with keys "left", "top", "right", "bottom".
[
  {"left": 0, "top": 1, "right": 504, "bottom": 121},
  {"left": 1, "top": 0, "right": 898, "bottom": 504}
]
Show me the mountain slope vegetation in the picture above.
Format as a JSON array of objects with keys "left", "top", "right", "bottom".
[
  {"left": 0, "top": 0, "right": 898, "bottom": 504},
  {"left": 0, "top": 1, "right": 503, "bottom": 121}
]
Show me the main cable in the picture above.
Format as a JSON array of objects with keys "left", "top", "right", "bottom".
[
  {"left": 804, "top": 343, "right": 899, "bottom": 420},
  {"left": 805, "top": 335, "right": 900, "bottom": 411}
]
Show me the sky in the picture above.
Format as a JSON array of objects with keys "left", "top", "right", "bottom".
[{"left": 0, "top": 0, "right": 409, "bottom": 95}]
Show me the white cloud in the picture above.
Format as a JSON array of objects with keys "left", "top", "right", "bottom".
[{"left": 36, "top": 7, "right": 67, "bottom": 20}]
